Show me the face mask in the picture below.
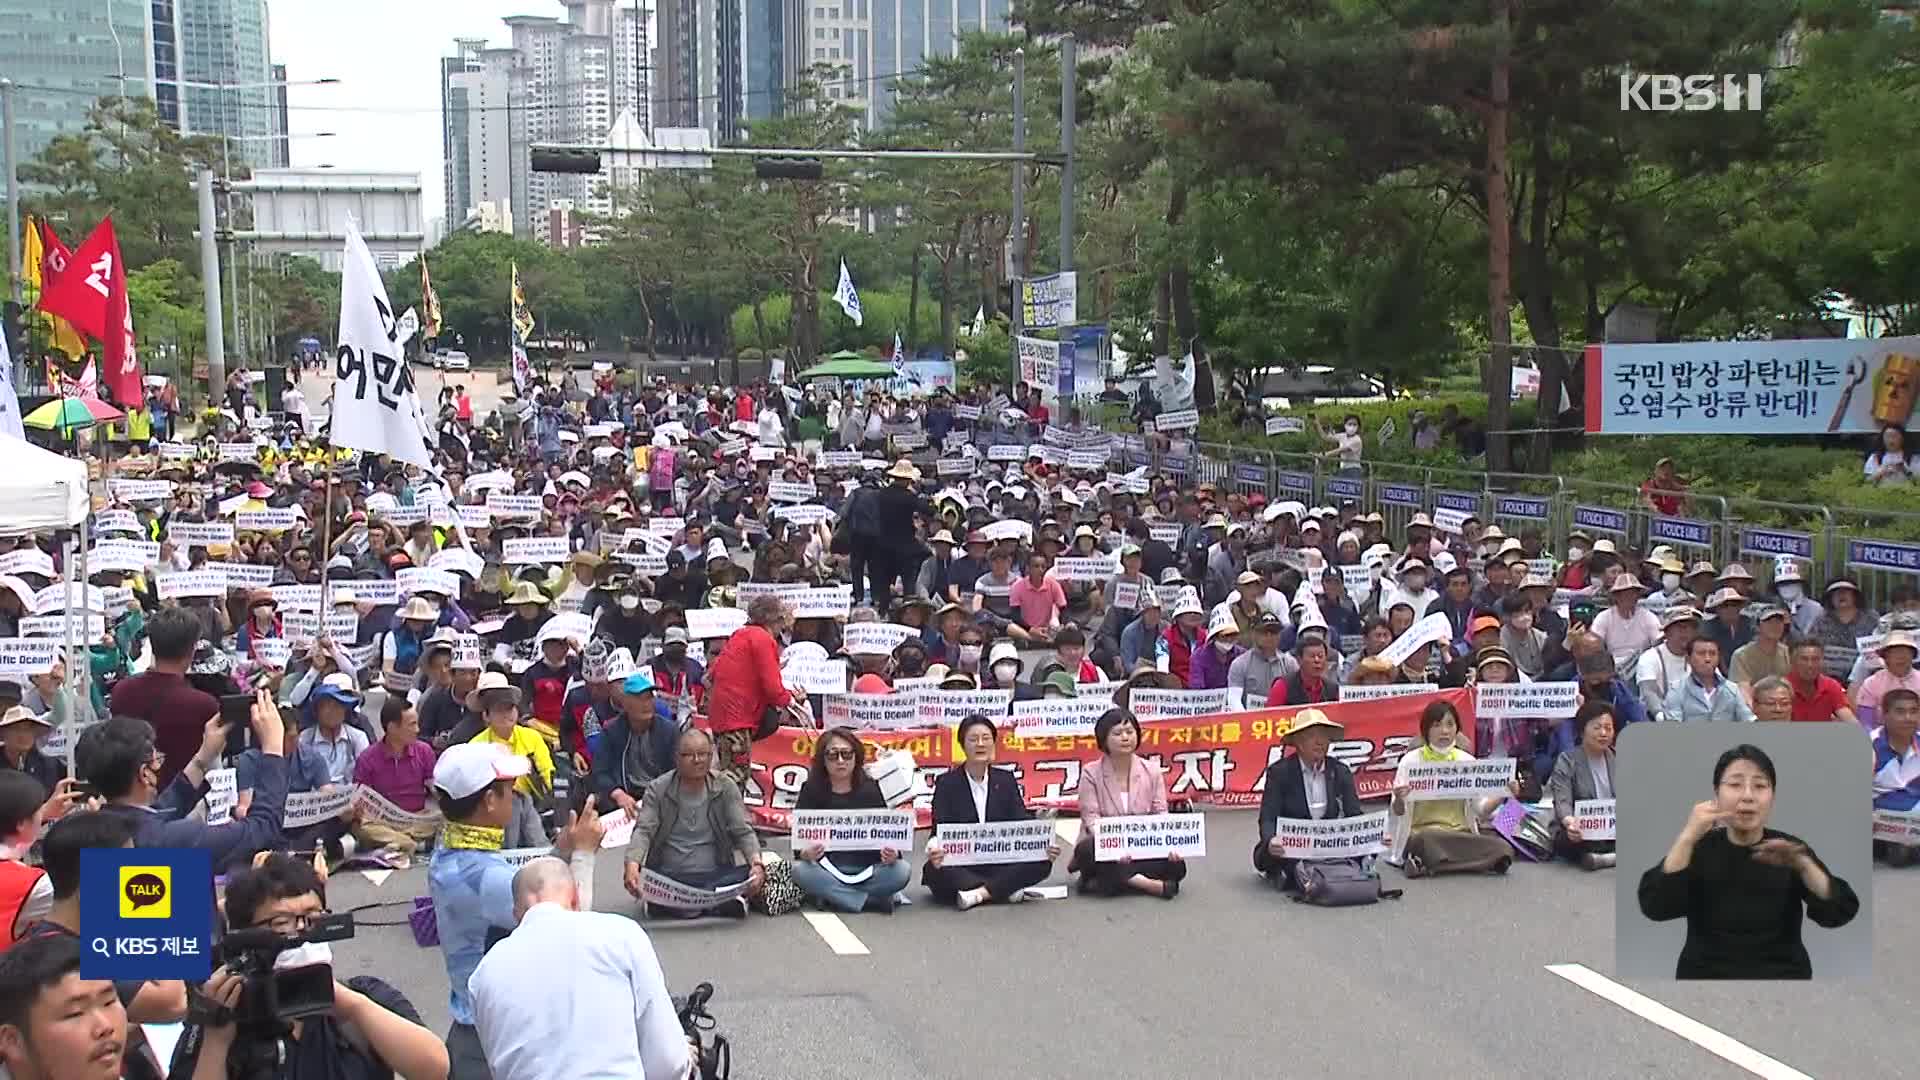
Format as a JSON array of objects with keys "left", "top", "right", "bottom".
[
  {"left": 1661, "top": 573, "right": 1682, "bottom": 591},
  {"left": 1778, "top": 584, "right": 1802, "bottom": 602},
  {"left": 1213, "top": 639, "right": 1236, "bottom": 653},
  {"left": 619, "top": 595, "right": 640, "bottom": 611},
  {"left": 959, "top": 644, "right": 983, "bottom": 664},
  {"left": 1568, "top": 546, "right": 1587, "bottom": 562},
  {"left": 993, "top": 661, "right": 1019, "bottom": 683},
  {"left": 272, "top": 941, "right": 333, "bottom": 971}
]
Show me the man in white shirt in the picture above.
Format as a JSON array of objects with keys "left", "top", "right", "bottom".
[
  {"left": 471, "top": 856, "right": 693, "bottom": 1080},
  {"left": 1634, "top": 606, "right": 1700, "bottom": 722},
  {"left": 1590, "top": 575, "right": 1661, "bottom": 672}
]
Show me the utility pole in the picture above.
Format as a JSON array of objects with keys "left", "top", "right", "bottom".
[
  {"left": 197, "top": 170, "right": 227, "bottom": 401},
  {"left": 2, "top": 79, "right": 19, "bottom": 303},
  {"left": 1011, "top": 47, "right": 1025, "bottom": 345},
  {"left": 1484, "top": 0, "right": 1514, "bottom": 473},
  {"left": 1059, "top": 35, "right": 1075, "bottom": 274}
]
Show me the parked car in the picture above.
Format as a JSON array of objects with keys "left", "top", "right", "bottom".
[{"left": 433, "top": 350, "right": 471, "bottom": 371}]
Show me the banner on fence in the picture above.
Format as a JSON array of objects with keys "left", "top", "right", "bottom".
[
  {"left": 741, "top": 689, "right": 1474, "bottom": 829},
  {"left": 1584, "top": 336, "right": 1918, "bottom": 435}
]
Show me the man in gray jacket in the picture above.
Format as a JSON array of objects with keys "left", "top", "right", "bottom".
[{"left": 620, "top": 727, "right": 765, "bottom": 918}]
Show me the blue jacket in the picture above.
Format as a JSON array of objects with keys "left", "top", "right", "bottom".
[
  {"left": 99, "top": 754, "right": 287, "bottom": 869},
  {"left": 591, "top": 704, "right": 682, "bottom": 801}
]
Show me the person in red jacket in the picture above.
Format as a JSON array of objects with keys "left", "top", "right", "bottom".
[
  {"left": 1162, "top": 593, "right": 1208, "bottom": 687},
  {"left": 704, "top": 594, "right": 795, "bottom": 787}
]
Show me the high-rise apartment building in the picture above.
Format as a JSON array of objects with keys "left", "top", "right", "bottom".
[
  {"left": 652, "top": 0, "right": 763, "bottom": 142},
  {"left": 269, "top": 62, "right": 290, "bottom": 167},
  {"left": 151, "top": 0, "right": 184, "bottom": 129},
  {"left": 178, "top": 0, "right": 277, "bottom": 171},
  {"left": 440, "top": 38, "right": 488, "bottom": 233},
  {"left": 785, "top": 0, "right": 1012, "bottom": 129},
  {"left": 0, "top": 0, "right": 155, "bottom": 162}
]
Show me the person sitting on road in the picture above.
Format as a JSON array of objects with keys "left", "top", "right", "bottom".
[
  {"left": 592, "top": 670, "right": 681, "bottom": 816},
  {"left": 1855, "top": 631, "right": 1920, "bottom": 731},
  {"left": 1785, "top": 639, "right": 1856, "bottom": 724},
  {"left": 1068, "top": 709, "right": 1184, "bottom": 899},
  {"left": 789, "top": 727, "right": 911, "bottom": 914},
  {"left": 350, "top": 697, "right": 440, "bottom": 857},
  {"left": 1871, "top": 688, "right": 1920, "bottom": 868},
  {"left": 1662, "top": 637, "right": 1755, "bottom": 724},
  {"left": 1390, "top": 700, "right": 1517, "bottom": 878},
  {"left": 620, "top": 728, "right": 765, "bottom": 919},
  {"left": 1548, "top": 701, "right": 1619, "bottom": 871},
  {"left": 466, "top": 671, "right": 553, "bottom": 848},
  {"left": 1271, "top": 631, "right": 1337, "bottom": 706},
  {"left": 1254, "top": 708, "right": 1365, "bottom": 892},
  {"left": 923, "top": 714, "right": 1061, "bottom": 910}
]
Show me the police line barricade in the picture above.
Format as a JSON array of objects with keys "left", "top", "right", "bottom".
[{"left": 739, "top": 688, "right": 1476, "bottom": 831}]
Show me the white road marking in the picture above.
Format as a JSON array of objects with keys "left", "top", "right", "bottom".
[
  {"left": 802, "top": 911, "right": 870, "bottom": 956},
  {"left": 1545, "top": 964, "right": 1812, "bottom": 1079}
]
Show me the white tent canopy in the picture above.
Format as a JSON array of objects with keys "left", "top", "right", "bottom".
[{"left": 0, "top": 435, "right": 90, "bottom": 530}]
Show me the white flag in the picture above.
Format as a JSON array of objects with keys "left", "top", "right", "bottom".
[
  {"left": 970, "top": 305, "right": 985, "bottom": 336},
  {"left": 333, "top": 218, "right": 435, "bottom": 468},
  {"left": 833, "top": 259, "right": 864, "bottom": 327},
  {"left": 893, "top": 329, "right": 906, "bottom": 374},
  {"left": 0, "top": 328, "right": 23, "bottom": 441}
]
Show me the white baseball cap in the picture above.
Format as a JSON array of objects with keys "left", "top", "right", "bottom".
[{"left": 432, "top": 742, "right": 532, "bottom": 800}]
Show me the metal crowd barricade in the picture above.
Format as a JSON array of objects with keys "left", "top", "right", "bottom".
[
  {"left": 1484, "top": 471, "right": 1565, "bottom": 550},
  {"left": 1422, "top": 465, "right": 1491, "bottom": 537},
  {"left": 1367, "top": 461, "right": 1430, "bottom": 540},
  {"left": 1722, "top": 497, "right": 1834, "bottom": 594},
  {"left": 1320, "top": 461, "right": 1371, "bottom": 512},
  {"left": 1556, "top": 478, "right": 1645, "bottom": 558},
  {"left": 1270, "top": 450, "right": 1320, "bottom": 506},
  {"left": 1646, "top": 494, "right": 1728, "bottom": 572},
  {"left": 1190, "top": 441, "right": 1240, "bottom": 497},
  {"left": 1821, "top": 506, "right": 1920, "bottom": 613}
]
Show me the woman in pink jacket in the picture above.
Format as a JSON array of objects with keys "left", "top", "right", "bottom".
[{"left": 1068, "top": 708, "right": 1185, "bottom": 899}]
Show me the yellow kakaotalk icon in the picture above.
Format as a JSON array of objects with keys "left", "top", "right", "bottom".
[{"left": 1873, "top": 353, "right": 1919, "bottom": 428}]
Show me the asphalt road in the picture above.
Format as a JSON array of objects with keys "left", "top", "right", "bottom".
[{"left": 313, "top": 810, "right": 1919, "bottom": 1080}]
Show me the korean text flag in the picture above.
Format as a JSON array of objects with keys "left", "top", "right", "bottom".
[
  {"left": 334, "top": 218, "right": 435, "bottom": 468},
  {"left": 834, "top": 259, "right": 864, "bottom": 327}
]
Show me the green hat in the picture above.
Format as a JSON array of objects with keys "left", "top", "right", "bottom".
[{"left": 1041, "top": 670, "right": 1077, "bottom": 698}]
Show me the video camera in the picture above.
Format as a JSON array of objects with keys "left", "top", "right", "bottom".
[{"left": 214, "top": 911, "right": 356, "bottom": 1027}]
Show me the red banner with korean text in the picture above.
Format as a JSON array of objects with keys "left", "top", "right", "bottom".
[{"left": 741, "top": 688, "right": 1475, "bottom": 832}]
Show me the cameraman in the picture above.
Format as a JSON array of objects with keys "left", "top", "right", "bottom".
[
  {"left": 81, "top": 691, "right": 287, "bottom": 866},
  {"left": 176, "top": 854, "right": 448, "bottom": 1080}
]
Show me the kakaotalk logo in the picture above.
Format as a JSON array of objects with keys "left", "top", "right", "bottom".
[
  {"left": 118, "top": 866, "right": 172, "bottom": 919},
  {"left": 1619, "top": 73, "right": 1764, "bottom": 112}
]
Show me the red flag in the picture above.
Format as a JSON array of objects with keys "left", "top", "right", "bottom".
[
  {"left": 33, "top": 217, "right": 141, "bottom": 402},
  {"left": 34, "top": 217, "right": 116, "bottom": 342},
  {"left": 37, "top": 217, "right": 74, "bottom": 284}
]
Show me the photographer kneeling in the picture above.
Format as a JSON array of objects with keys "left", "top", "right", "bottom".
[{"left": 174, "top": 854, "right": 450, "bottom": 1080}]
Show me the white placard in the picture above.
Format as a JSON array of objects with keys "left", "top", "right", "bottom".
[
  {"left": 819, "top": 450, "right": 863, "bottom": 469},
  {"left": 217, "top": 563, "right": 276, "bottom": 590},
  {"left": 821, "top": 692, "right": 925, "bottom": 730},
  {"left": 1092, "top": 813, "right": 1207, "bottom": 862},
  {"left": 216, "top": 494, "right": 251, "bottom": 518},
  {"left": 454, "top": 504, "right": 493, "bottom": 531},
  {"left": 987, "top": 444, "right": 1026, "bottom": 463},
  {"left": 33, "top": 584, "right": 105, "bottom": 615},
  {"left": 108, "top": 478, "right": 175, "bottom": 503},
  {"left": 1154, "top": 409, "right": 1199, "bottom": 433},
  {"left": 353, "top": 787, "right": 444, "bottom": 831},
  {"left": 1340, "top": 564, "right": 1375, "bottom": 603},
  {"left": 351, "top": 579, "right": 401, "bottom": 607},
  {"left": 1270, "top": 810, "right": 1390, "bottom": 860},
  {"left": 782, "top": 656, "right": 848, "bottom": 695},
  {"left": 640, "top": 869, "right": 751, "bottom": 912},
  {"left": 789, "top": 809, "right": 915, "bottom": 853},
  {"left": 647, "top": 517, "right": 686, "bottom": 537},
  {"left": 1050, "top": 556, "right": 1118, "bottom": 583},
  {"left": 396, "top": 567, "right": 460, "bottom": 598},
  {"left": 774, "top": 503, "right": 835, "bottom": 527},
  {"left": 980, "top": 520, "right": 1033, "bottom": 543},
  {"left": 156, "top": 570, "right": 228, "bottom": 600},
  {"left": 1475, "top": 681, "right": 1580, "bottom": 719},
  {"left": 167, "top": 521, "right": 235, "bottom": 547},
  {"left": 953, "top": 404, "right": 982, "bottom": 422},
  {"left": 283, "top": 787, "right": 358, "bottom": 829},
  {"left": 234, "top": 508, "right": 299, "bottom": 532},
  {"left": 271, "top": 584, "right": 323, "bottom": 611},
  {"left": 157, "top": 442, "right": 198, "bottom": 461},
  {"left": 378, "top": 503, "right": 429, "bottom": 527},
  {"left": 1337, "top": 682, "right": 1439, "bottom": 702},
  {"left": 1872, "top": 808, "right": 1920, "bottom": 846},
  {"left": 843, "top": 622, "right": 917, "bottom": 655},
  {"left": 326, "top": 612, "right": 361, "bottom": 640},
  {"left": 1402, "top": 758, "right": 1517, "bottom": 802},
  {"left": 204, "top": 768, "right": 238, "bottom": 826},
  {"left": 94, "top": 509, "right": 141, "bottom": 535},
  {"left": 486, "top": 493, "right": 543, "bottom": 520},
  {"left": 1010, "top": 697, "right": 1110, "bottom": 739},
  {"left": 250, "top": 638, "right": 292, "bottom": 669},
  {"left": 1110, "top": 581, "right": 1143, "bottom": 611},
  {"left": 1127, "top": 687, "right": 1228, "bottom": 721},
  {"left": 89, "top": 540, "right": 160, "bottom": 573},
  {"left": 1265, "top": 416, "right": 1305, "bottom": 436},
  {"left": 734, "top": 583, "right": 853, "bottom": 619},
  {"left": 916, "top": 688, "right": 1013, "bottom": 727},
  {"left": 281, "top": 611, "right": 320, "bottom": 641},
  {"left": 1149, "top": 524, "right": 1183, "bottom": 546},
  {"left": 716, "top": 437, "right": 748, "bottom": 457},
  {"left": 685, "top": 607, "right": 748, "bottom": 640},
  {"left": 216, "top": 442, "right": 256, "bottom": 463},
  {"left": 936, "top": 457, "right": 972, "bottom": 477},
  {"left": 616, "top": 551, "right": 669, "bottom": 575},
  {"left": 1573, "top": 799, "right": 1617, "bottom": 841},
  {"left": 0, "top": 639, "right": 60, "bottom": 675},
  {"left": 1066, "top": 449, "right": 1107, "bottom": 471},
  {"left": 17, "top": 614, "right": 106, "bottom": 638},
  {"left": 503, "top": 537, "right": 572, "bottom": 565},
  {"left": 933, "top": 819, "right": 1056, "bottom": 866},
  {"left": 1433, "top": 507, "right": 1471, "bottom": 535},
  {"left": 767, "top": 481, "right": 817, "bottom": 504},
  {"left": 1382, "top": 611, "right": 1453, "bottom": 668},
  {"left": 892, "top": 432, "right": 927, "bottom": 451}
]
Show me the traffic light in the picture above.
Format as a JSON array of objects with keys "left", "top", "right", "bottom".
[
  {"left": 753, "top": 158, "right": 824, "bottom": 181},
  {"left": 531, "top": 146, "right": 606, "bottom": 174}
]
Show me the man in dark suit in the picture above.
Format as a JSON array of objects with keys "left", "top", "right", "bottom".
[
  {"left": 923, "top": 715, "right": 1061, "bottom": 909},
  {"left": 1254, "top": 709, "right": 1365, "bottom": 891}
]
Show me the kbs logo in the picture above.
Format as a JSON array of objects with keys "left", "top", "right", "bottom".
[
  {"left": 118, "top": 866, "right": 171, "bottom": 919},
  {"left": 1619, "top": 73, "right": 1763, "bottom": 112}
]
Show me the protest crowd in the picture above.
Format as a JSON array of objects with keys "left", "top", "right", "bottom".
[{"left": 0, "top": 350, "right": 1916, "bottom": 1080}]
